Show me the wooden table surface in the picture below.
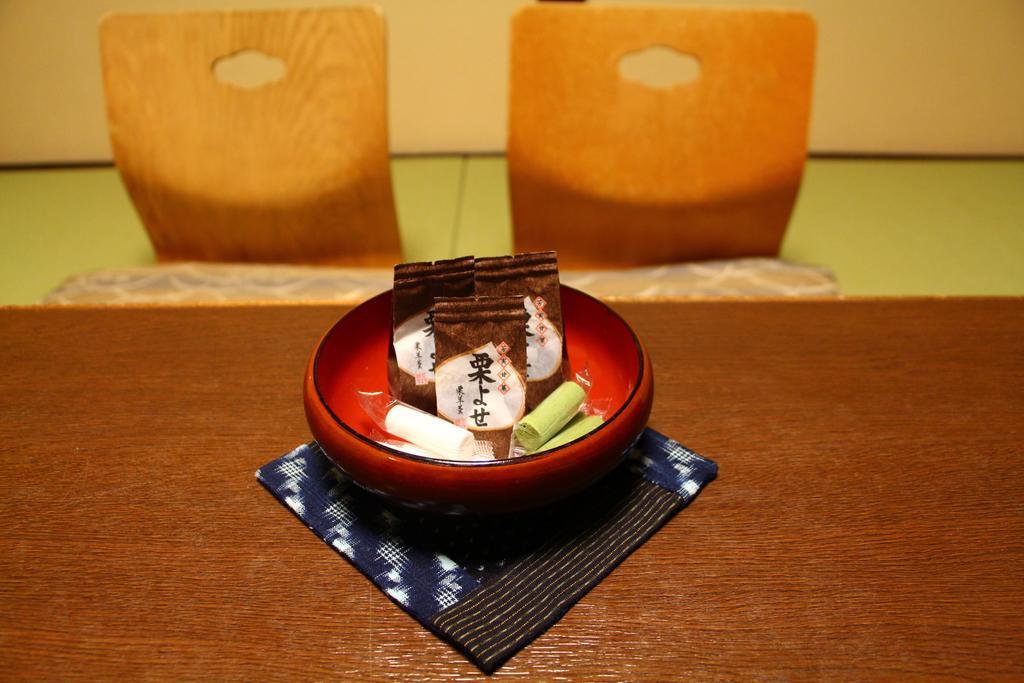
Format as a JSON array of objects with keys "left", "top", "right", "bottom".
[{"left": 1, "top": 300, "right": 1022, "bottom": 680}]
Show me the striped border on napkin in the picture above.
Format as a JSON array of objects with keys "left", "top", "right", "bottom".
[{"left": 257, "top": 429, "right": 716, "bottom": 673}]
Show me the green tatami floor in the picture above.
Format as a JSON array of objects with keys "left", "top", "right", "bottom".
[{"left": 1, "top": 156, "right": 1022, "bottom": 304}]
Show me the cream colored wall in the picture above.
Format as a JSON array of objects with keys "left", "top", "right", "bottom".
[{"left": 1, "top": 0, "right": 1022, "bottom": 164}]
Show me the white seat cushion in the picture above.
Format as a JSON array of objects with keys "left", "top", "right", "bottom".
[{"left": 42, "top": 258, "right": 838, "bottom": 305}]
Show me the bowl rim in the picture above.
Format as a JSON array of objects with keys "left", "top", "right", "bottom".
[{"left": 312, "top": 285, "right": 645, "bottom": 468}]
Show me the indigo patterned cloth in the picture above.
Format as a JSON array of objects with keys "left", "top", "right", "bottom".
[{"left": 257, "top": 428, "right": 717, "bottom": 673}]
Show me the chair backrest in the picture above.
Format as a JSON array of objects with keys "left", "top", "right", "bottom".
[
  {"left": 99, "top": 7, "right": 401, "bottom": 265},
  {"left": 508, "top": 5, "right": 815, "bottom": 268}
]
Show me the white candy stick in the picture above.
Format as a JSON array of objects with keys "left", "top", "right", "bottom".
[
  {"left": 376, "top": 439, "right": 434, "bottom": 459},
  {"left": 384, "top": 404, "right": 477, "bottom": 460}
]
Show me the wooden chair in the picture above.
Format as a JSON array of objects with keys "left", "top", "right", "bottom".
[
  {"left": 99, "top": 7, "right": 401, "bottom": 265},
  {"left": 508, "top": 5, "right": 816, "bottom": 268}
]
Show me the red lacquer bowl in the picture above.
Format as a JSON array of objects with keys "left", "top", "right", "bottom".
[{"left": 304, "top": 285, "right": 653, "bottom": 514}]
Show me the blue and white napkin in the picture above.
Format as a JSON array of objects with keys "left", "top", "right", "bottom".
[{"left": 257, "top": 428, "right": 717, "bottom": 673}]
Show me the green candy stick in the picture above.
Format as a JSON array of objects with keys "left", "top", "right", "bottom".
[
  {"left": 537, "top": 413, "right": 605, "bottom": 452},
  {"left": 514, "top": 381, "right": 587, "bottom": 452}
]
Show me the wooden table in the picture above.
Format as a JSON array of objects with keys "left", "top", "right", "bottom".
[{"left": 1, "top": 300, "right": 1022, "bottom": 680}]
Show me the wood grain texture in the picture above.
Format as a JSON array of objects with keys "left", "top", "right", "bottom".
[
  {"left": 99, "top": 8, "right": 401, "bottom": 265},
  {"left": 1, "top": 299, "right": 1022, "bottom": 680},
  {"left": 509, "top": 5, "right": 816, "bottom": 267}
]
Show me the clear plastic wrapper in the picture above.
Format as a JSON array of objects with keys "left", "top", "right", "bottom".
[{"left": 570, "top": 365, "right": 610, "bottom": 417}]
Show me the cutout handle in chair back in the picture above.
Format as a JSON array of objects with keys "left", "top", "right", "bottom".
[
  {"left": 508, "top": 5, "right": 816, "bottom": 268},
  {"left": 99, "top": 8, "right": 400, "bottom": 265}
]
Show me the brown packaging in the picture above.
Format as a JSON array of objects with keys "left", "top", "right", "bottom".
[
  {"left": 433, "top": 296, "right": 528, "bottom": 459},
  {"left": 388, "top": 256, "right": 474, "bottom": 413},
  {"left": 474, "top": 251, "right": 568, "bottom": 410}
]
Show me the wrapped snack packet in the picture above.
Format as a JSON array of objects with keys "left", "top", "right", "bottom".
[
  {"left": 474, "top": 251, "right": 567, "bottom": 410},
  {"left": 433, "top": 296, "right": 528, "bottom": 459},
  {"left": 358, "top": 390, "right": 487, "bottom": 461},
  {"left": 388, "top": 256, "right": 474, "bottom": 413}
]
